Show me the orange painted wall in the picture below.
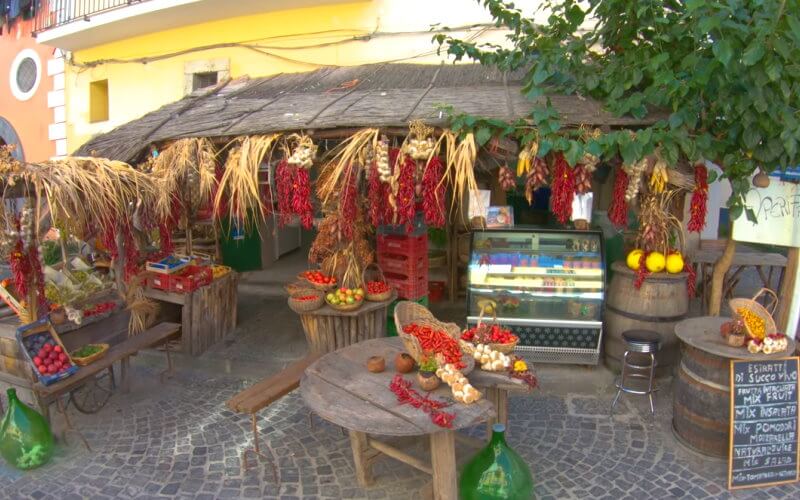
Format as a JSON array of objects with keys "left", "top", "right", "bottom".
[{"left": 0, "top": 18, "right": 54, "bottom": 161}]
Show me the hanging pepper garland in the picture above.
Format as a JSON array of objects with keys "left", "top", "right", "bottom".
[
  {"left": 396, "top": 154, "right": 417, "bottom": 231},
  {"left": 389, "top": 374, "right": 455, "bottom": 429},
  {"left": 367, "top": 162, "right": 384, "bottom": 227},
  {"left": 608, "top": 167, "right": 629, "bottom": 228},
  {"left": 339, "top": 166, "right": 358, "bottom": 241},
  {"left": 158, "top": 223, "right": 174, "bottom": 255},
  {"left": 422, "top": 156, "right": 446, "bottom": 228},
  {"left": 8, "top": 240, "right": 30, "bottom": 299},
  {"left": 687, "top": 163, "right": 708, "bottom": 233},
  {"left": 275, "top": 159, "right": 293, "bottom": 227},
  {"left": 684, "top": 262, "right": 696, "bottom": 298},
  {"left": 633, "top": 252, "right": 650, "bottom": 289},
  {"left": 291, "top": 167, "right": 314, "bottom": 230},
  {"left": 550, "top": 153, "right": 575, "bottom": 225}
]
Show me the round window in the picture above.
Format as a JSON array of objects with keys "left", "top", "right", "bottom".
[{"left": 9, "top": 49, "right": 42, "bottom": 101}]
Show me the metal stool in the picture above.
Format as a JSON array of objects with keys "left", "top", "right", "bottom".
[{"left": 610, "top": 330, "right": 661, "bottom": 416}]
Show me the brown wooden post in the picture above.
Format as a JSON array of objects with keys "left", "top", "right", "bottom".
[
  {"left": 776, "top": 248, "right": 798, "bottom": 332},
  {"left": 709, "top": 235, "right": 736, "bottom": 316}
]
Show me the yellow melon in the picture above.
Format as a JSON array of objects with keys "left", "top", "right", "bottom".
[
  {"left": 666, "top": 253, "right": 685, "bottom": 274},
  {"left": 626, "top": 249, "right": 644, "bottom": 270},
  {"left": 645, "top": 252, "right": 666, "bottom": 273}
]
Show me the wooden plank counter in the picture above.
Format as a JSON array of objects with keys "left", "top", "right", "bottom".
[
  {"left": 297, "top": 291, "right": 396, "bottom": 354},
  {"left": 145, "top": 272, "right": 238, "bottom": 356}
]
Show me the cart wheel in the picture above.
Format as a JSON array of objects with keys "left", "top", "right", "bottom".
[{"left": 70, "top": 369, "right": 115, "bottom": 414}]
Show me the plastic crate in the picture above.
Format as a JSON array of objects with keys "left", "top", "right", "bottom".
[
  {"left": 377, "top": 233, "right": 427, "bottom": 257},
  {"left": 377, "top": 252, "right": 428, "bottom": 277},
  {"left": 17, "top": 319, "right": 79, "bottom": 386},
  {"left": 378, "top": 212, "right": 426, "bottom": 236},
  {"left": 169, "top": 266, "right": 213, "bottom": 293},
  {"left": 147, "top": 272, "right": 171, "bottom": 291},
  {"left": 384, "top": 271, "right": 428, "bottom": 300}
]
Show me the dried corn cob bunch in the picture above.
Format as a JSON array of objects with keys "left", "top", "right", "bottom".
[
  {"left": 498, "top": 165, "right": 516, "bottom": 191},
  {"left": 524, "top": 157, "right": 549, "bottom": 205},
  {"left": 623, "top": 158, "right": 648, "bottom": 202},
  {"left": 649, "top": 156, "right": 668, "bottom": 194},
  {"left": 516, "top": 139, "right": 540, "bottom": 177}
]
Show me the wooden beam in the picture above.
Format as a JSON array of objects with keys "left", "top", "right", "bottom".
[{"left": 368, "top": 438, "right": 433, "bottom": 475}]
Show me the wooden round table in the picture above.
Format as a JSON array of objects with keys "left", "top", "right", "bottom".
[
  {"left": 300, "top": 337, "right": 495, "bottom": 500},
  {"left": 673, "top": 316, "right": 797, "bottom": 457}
]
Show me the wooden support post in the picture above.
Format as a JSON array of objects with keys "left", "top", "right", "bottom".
[
  {"left": 349, "top": 430, "right": 374, "bottom": 487},
  {"left": 429, "top": 431, "right": 458, "bottom": 500},
  {"left": 777, "top": 248, "right": 799, "bottom": 333}
]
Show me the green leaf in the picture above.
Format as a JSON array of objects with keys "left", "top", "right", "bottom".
[
  {"left": 668, "top": 112, "right": 683, "bottom": 129},
  {"left": 699, "top": 16, "right": 721, "bottom": 34},
  {"left": 713, "top": 39, "right": 733, "bottom": 67},
  {"left": 532, "top": 64, "right": 550, "bottom": 85},
  {"left": 746, "top": 208, "right": 758, "bottom": 223},
  {"left": 564, "top": 141, "right": 584, "bottom": 166},
  {"left": 742, "top": 43, "right": 765, "bottom": 66},
  {"left": 707, "top": 169, "right": 718, "bottom": 183},
  {"left": 538, "top": 139, "right": 553, "bottom": 157},
  {"left": 729, "top": 204, "right": 743, "bottom": 221},
  {"left": 566, "top": 5, "right": 585, "bottom": 26},
  {"left": 787, "top": 15, "right": 800, "bottom": 43},
  {"left": 743, "top": 128, "right": 761, "bottom": 150},
  {"left": 685, "top": 0, "right": 704, "bottom": 12},
  {"left": 475, "top": 126, "right": 493, "bottom": 146}
]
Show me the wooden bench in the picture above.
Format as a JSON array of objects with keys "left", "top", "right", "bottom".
[
  {"left": 226, "top": 353, "right": 322, "bottom": 478},
  {"left": 34, "top": 322, "right": 181, "bottom": 449}
]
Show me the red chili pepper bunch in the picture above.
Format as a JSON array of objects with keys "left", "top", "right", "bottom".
[
  {"left": 389, "top": 374, "right": 455, "bottom": 428},
  {"left": 397, "top": 154, "right": 417, "bottom": 232},
  {"left": 292, "top": 166, "right": 314, "bottom": 230},
  {"left": 402, "top": 323, "right": 464, "bottom": 369},
  {"left": 84, "top": 301, "right": 116, "bottom": 317},
  {"left": 122, "top": 224, "right": 140, "bottom": 281},
  {"left": 688, "top": 163, "right": 708, "bottom": 233},
  {"left": 608, "top": 167, "right": 629, "bottom": 228},
  {"left": 367, "top": 162, "right": 384, "bottom": 226},
  {"left": 275, "top": 159, "right": 294, "bottom": 227},
  {"left": 9, "top": 241, "right": 31, "bottom": 299},
  {"left": 100, "top": 222, "right": 119, "bottom": 260},
  {"left": 339, "top": 166, "right": 358, "bottom": 240},
  {"left": 684, "top": 261, "right": 697, "bottom": 298},
  {"left": 633, "top": 251, "right": 650, "bottom": 290},
  {"left": 550, "top": 153, "right": 575, "bottom": 225},
  {"left": 158, "top": 223, "right": 174, "bottom": 255},
  {"left": 422, "top": 156, "right": 446, "bottom": 228},
  {"left": 461, "top": 324, "right": 517, "bottom": 345}
]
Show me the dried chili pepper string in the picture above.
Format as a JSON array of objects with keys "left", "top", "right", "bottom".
[
  {"left": 608, "top": 167, "right": 629, "bottom": 228},
  {"left": 684, "top": 261, "right": 697, "bottom": 298},
  {"left": 422, "top": 156, "right": 446, "bottom": 228},
  {"left": 389, "top": 374, "right": 455, "bottom": 429},
  {"left": 291, "top": 167, "right": 314, "bottom": 230},
  {"left": 633, "top": 251, "right": 650, "bottom": 290},
  {"left": 688, "top": 164, "right": 708, "bottom": 233},
  {"left": 367, "top": 162, "right": 383, "bottom": 226},
  {"left": 275, "top": 159, "right": 293, "bottom": 227},
  {"left": 550, "top": 153, "right": 575, "bottom": 225},
  {"left": 396, "top": 154, "right": 417, "bottom": 232},
  {"left": 339, "top": 166, "right": 358, "bottom": 240}
]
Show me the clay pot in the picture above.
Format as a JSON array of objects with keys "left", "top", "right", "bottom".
[
  {"left": 417, "top": 371, "right": 440, "bottom": 391},
  {"left": 394, "top": 353, "right": 415, "bottom": 373},
  {"left": 49, "top": 309, "right": 66, "bottom": 325},
  {"left": 366, "top": 356, "right": 385, "bottom": 373},
  {"left": 727, "top": 333, "right": 746, "bottom": 348}
]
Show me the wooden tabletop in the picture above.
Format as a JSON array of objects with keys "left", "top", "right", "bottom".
[
  {"left": 675, "top": 316, "right": 797, "bottom": 360},
  {"left": 301, "top": 291, "right": 397, "bottom": 318},
  {"left": 300, "top": 337, "right": 494, "bottom": 436}
]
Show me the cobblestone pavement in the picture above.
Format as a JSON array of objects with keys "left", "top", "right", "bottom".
[{"left": 1, "top": 264, "right": 798, "bottom": 498}]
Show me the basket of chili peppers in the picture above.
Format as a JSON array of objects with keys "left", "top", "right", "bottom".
[
  {"left": 363, "top": 264, "right": 393, "bottom": 302},
  {"left": 394, "top": 301, "right": 473, "bottom": 375},
  {"left": 461, "top": 306, "right": 518, "bottom": 354},
  {"left": 288, "top": 290, "right": 324, "bottom": 313},
  {"left": 729, "top": 288, "right": 778, "bottom": 341}
]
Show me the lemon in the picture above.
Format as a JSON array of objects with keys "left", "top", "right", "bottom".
[
  {"left": 626, "top": 249, "right": 644, "bottom": 270},
  {"left": 645, "top": 252, "right": 666, "bottom": 273},
  {"left": 666, "top": 253, "right": 684, "bottom": 274}
]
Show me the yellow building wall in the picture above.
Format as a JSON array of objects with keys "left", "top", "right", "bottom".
[{"left": 64, "top": 0, "right": 527, "bottom": 152}]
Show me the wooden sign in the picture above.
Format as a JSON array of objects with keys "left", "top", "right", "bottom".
[
  {"left": 729, "top": 357, "right": 800, "bottom": 490},
  {"left": 732, "top": 179, "right": 800, "bottom": 248}
]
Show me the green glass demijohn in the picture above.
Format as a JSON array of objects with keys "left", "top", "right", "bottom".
[
  {"left": 0, "top": 388, "right": 55, "bottom": 470},
  {"left": 459, "top": 424, "right": 534, "bottom": 499}
]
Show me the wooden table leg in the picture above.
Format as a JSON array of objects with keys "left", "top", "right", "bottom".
[
  {"left": 430, "top": 430, "right": 457, "bottom": 500},
  {"left": 349, "top": 430, "right": 374, "bottom": 487}
]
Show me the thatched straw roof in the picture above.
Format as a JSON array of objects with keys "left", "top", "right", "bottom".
[{"left": 75, "top": 63, "right": 663, "bottom": 163}]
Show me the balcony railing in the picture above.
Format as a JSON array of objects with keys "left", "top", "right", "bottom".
[{"left": 33, "top": 0, "right": 152, "bottom": 33}]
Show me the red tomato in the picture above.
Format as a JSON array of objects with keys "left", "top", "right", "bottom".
[
  {"left": 38, "top": 365, "right": 47, "bottom": 374},
  {"left": 33, "top": 356, "right": 42, "bottom": 366},
  {"left": 49, "top": 351, "right": 57, "bottom": 360},
  {"left": 58, "top": 353, "right": 68, "bottom": 362},
  {"left": 47, "top": 365, "right": 57, "bottom": 374},
  {"left": 43, "top": 343, "right": 52, "bottom": 351},
  {"left": 53, "top": 361, "right": 62, "bottom": 369},
  {"left": 54, "top": 345, "right": 63, "bottom": 353},
  {"left": 38, "top": 349, "right": 47, "bottom": 359}
]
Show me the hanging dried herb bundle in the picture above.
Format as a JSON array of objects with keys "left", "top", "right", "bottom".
[
  {"left": 422, "top": 156, "right": 446, "bottom": 227},
  {"left": 687, "top": 163, "right": 709, "bottom": 233},
  {"left": 608, "top": 167, "right": 629, "bottom": 228},
  {"left": 151, "top": 138, "right": 217, "bottom": 222},
  {"left": 550, "top": 153, "right": 575, "bottom": 225},
  {"left": 635, "top": 190, "right": 684, "bottom": 254}
]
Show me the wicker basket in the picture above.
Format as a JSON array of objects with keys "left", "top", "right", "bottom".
[
  {"left": 297, "top": 272, "right": 337, "bottom": 291},
  {"left": 71, "top": 343, "right": 109, "bottom": 366},
  {"left": 288, "top": 291, "right": 324, "bottom": 313},
  {"left": 394, "top": 301, "right": 474, "bottom": 375},
  {"left": 285, "top": 280, "right": 317, "bottom": 296},
  {"left": 325, "top": 298, "right": 364, "bottom": 312},
  {"left": 364, "top": 264, "right": 393, "bottom": 302},
  {"left": 730, "top": 288, "right": 778, "bottom": 340},
  {"left": 469, "top": 307, "right": 519, "bottom": 354}
]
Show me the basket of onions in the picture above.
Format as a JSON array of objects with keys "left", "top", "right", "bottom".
[{"left": 363, "top": 264, "right": 393, "bottom": 302}]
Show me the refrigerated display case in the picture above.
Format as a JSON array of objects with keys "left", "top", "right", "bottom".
[{"left": 467, "top": 228, "right": 605, "bottom": 365}]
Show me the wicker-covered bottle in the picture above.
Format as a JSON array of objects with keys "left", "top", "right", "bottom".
[
  {"left": 0, "top": 388, "right": 55, "bottom": 470},
  {"left": 459, "top": 424, "right": 534, "bottom": 499}
]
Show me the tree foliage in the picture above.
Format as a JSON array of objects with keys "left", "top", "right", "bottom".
[{"left": 435, "top": 0, "right": 800, "bottom": 219}]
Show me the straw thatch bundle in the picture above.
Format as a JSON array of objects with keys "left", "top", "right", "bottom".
[{"left": 149, "top": 138, "right": 217, "bottom": 221}]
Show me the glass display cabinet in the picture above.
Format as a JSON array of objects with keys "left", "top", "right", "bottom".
[{"left": 467, "top": 228, "right": 605, "bottom": 365}]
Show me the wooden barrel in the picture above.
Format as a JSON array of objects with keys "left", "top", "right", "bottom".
[
  {"left": 672, "top": 342, "right": 730, "bottom": 457},
  {"left": 604, "top": 261, "right": 688, "bottom": 376}
]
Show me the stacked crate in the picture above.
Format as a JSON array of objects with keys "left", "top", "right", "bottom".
[{"left": 377, "top": 232, "right": 428, "bottom": 301}]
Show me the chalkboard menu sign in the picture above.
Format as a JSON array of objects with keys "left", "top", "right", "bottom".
[{"left": 729, "top": 357, "right": 800, "bottom": 490}]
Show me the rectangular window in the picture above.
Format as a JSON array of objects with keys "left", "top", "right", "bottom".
[
  {"left": 192, "top": 72, "right": 218, "bottom": 91},
  {"left": 89, "top": 79, "right": 109, "bottom": 123}
]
